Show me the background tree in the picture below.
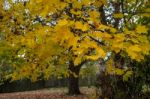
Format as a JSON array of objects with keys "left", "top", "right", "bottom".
[{"left": 96, "top": 0, "right": 150, "bottom": 98}]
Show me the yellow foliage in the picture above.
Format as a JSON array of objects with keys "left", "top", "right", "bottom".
[
  {"left": 70, "top": 9, "right": 82, "bottom": 15},
  {"left": 115, "top": 34, "right": 125, "bottom": 42},
  {"left": 81, "top": 0, "right": 92, "bottom": 5},
  {"left": 110, "top": 27, "right": 117, "bottom": 33},
  {"left": 57, "top": 19, "right": 68, "bottom": 26},
  {"left": 136, "top": 25, "right": 148, "bottom": 34},
  {"left": 74, "top": 21, "right": 89, "bottom": 31},
  {"left": 113, "top": 13, "right": 124, "bottom": 18},
  {"left": 75, "top": 21, "right": 83, "bottom": 29},
  {"left": 74, "top": 56, "right": 82, "bottom": 66},
  {"left": 93, "top": 0, "right": 104, "bottom": 7},
  {"left": 98, "top": 24, "right": 110, "bottom": 30},
  {"left": 141, "top": 43, "right": 150, "bottom": 55},
  {"left": 144, "top": 8, "right": 150, "bottom": 12},
  {"left": 11, "top": 72, "right": 19, "bottom": 81},
  {"left": 86, "top": 55, "right": 100, "bottom": 61},
  {"left": 102, "top": 33, "right": 112, "bottom": 39},
  {"left": 72, "top": 1, "right": 82, "bottom": 9},
  {"left": 129, "top": 45, "right": 142, "bottom": 52},
  {"left": 89, "top": 10, "right": 100, "bottom": 21},
  {"left": 106, "top": 59, "right": 125, "bottom": 75},
  {"left": 127, "top": 50, "right": 138, "bottom": 59},
  {"left": 96, "top": 47, "right": 106, "bottom": 58},
  {"left": 126, "top": 45, "right": 143, "bottom": 60},
  {"left": 123, "top": 71, "right": 133, "bottom": 81},
  {"left": 112, "top": 43, "right": 123, "bottom": 53},
  {"left": 141, "top": 13, "right": 150, "bottom": 17},
  {"left": 115, "top": 68, "right": 125, "bottom": 75}
]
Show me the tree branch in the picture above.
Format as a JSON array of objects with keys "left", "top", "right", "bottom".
[{"left": 89, "top": 36, "right": 105, "bottom": 46}]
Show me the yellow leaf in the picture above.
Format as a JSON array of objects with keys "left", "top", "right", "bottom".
[
  {"left": 40, "top": 5, "right": 49, "bottom": 17},
  {"left": 93, "top": 0, "right": 103, "bottom": 7},
  {"left": 136, "top": 25, "right": 148, "bottom": 34},
  {"left": 102, "top": 33, "right": 112, "bottom": 39},
  {"left": 98, "top": 24, "right": 109, "bottom": 30},
  {"left": 96, "top": 47, "right": 106, "bottom": 58},
  {"left": 123, "top": 71, "right": 133, "bottom": 81},
  {"left": 106, "top": 59, "right": 127, "bottom": 75},
  {"left": 11, "top": 72, "right": 19, "bottom": 81},
  {"left": 72, "top": 1, "right": 82, "bottom": 9},
  {"left": 106, "top": 65, "right": 114, "bottom": 74},
  {"left": 86, "top": 47, "right": 105, "bottom": 60},
  {"left": 86, "top": 55, "right": 100, "bottom": 61},
  {"left": 110, "top": 27, "right": 117, "bottom": 33},
  {"left": 89, "top": 10, "right": 100, "bottom": 20},
  {"left": 74, "top": 21, "right": 88, "bottom": 31},
  {"left": 59, "top": 2, "right": 68, "bottom": 10},
  {"left": 144, "top": 8, "right": 150, "bottom": 12},
  {"left": 115, "top": 68, "right": 124, "bottom": 75},
  {"left": 141, "top": 43, "right": 150, "bottom": 55},
  {"left": 113, "top": 13, "right": 124, "bottom": 18},
  {"left": 57, "top": 19, "right": 68, "bottom": 26},
  {"left": 101, "top": 0, "right": 107, "bottom": 5},
  {"left": 127, "top": 51, "right": 138, "bottom": 59},
  {"left": 112, "top": 43, "right": 123, "bottom": 53},
  {"left": 106, "top": 65, "right": 125, "bottom": 75},
  {"left": 126, "top": 45, "right": 142, "bottom": 60},
  {"left": 68, "top": 37, "right": 77, "bottom": 47},
  {"left": 70, "top": 9, "right": 82, "bottom": 15},
  {"left": 75, "top": 21, "right": 83, "bottom": 29},
  {"left": 115, "top": 34, "right": 125, "bottom": 42},
  {"left": 26, "top": 38, "right": 35, "bottom": 48},
  {"left": 141, "top": 13, "right": 150, "bottom": 17},
  {"left": 74, "top": 56, "right": 82, "bottom": 66},
  {"left": 82, "top": 23, "right": 89, "bottom": 31},
  {"left": 129, "top": 45, "right": 142, "bottom": 52},
  {"left": 81, "top": 0, "right": 92, "bottom": 5}
]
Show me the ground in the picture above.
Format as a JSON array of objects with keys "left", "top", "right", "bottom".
[{"left": 0, "top": 87, "right": 97, "bottom": 99}]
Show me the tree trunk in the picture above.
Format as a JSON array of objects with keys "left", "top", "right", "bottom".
[{"left": 68, "top": 61, "right": 81, "bottom": 95}]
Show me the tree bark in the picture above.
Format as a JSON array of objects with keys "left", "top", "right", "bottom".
[
  {"left": 68, "top": 61, "right": 81, "bottom": 95},
  {"left": 99, "top": 5, "right": 107, "bottom": 25}
]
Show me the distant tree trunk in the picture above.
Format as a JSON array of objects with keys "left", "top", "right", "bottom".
[{"left": 68, "top": 61, "right": 81, "bottom": 95}]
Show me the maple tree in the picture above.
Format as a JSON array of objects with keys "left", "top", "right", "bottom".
[{"left": 0, "top": 0, "right": 150, "bottom": 95}]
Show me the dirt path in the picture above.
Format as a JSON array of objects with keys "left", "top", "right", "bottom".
[{"left": 0, "top": 87, "right": 96, "bottom": 99}]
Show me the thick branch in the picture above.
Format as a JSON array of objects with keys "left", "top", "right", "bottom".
[{"left": 99, "top": 5, "right": 107, "bottom": 25}]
